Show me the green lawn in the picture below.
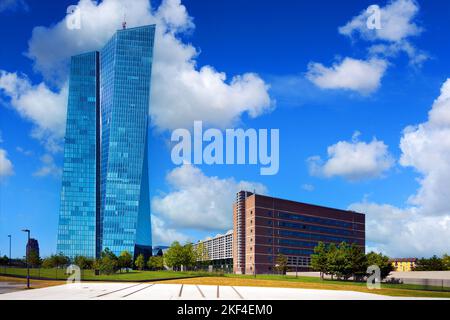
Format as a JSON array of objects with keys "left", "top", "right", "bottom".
[
  {"left": 0, "top": 266, "right": 211, "bottom": 281},
  {"left": 224, "top": 273, "right": 450, "bottom": 293}
]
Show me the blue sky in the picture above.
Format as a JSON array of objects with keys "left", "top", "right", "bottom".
[{"left": 1, "top": 0, "right": 450, "bottom": 258}]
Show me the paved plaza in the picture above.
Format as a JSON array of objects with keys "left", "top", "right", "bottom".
[
  {"left": 0, "top": 282, "right": 443, "bottom": 300},
  {"left": 0, "top": 281, "right": 26, "bottom": 294}
]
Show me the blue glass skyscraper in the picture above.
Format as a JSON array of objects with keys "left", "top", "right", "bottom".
[
  {"left": 100, "top": 25, "right": 154, "bottom": 258},
  {"left": 57, "top": 25, "right": 155, "bottom": 259},
  {"left": 57, "top": 52, "right": 99, "bottom": 258}
]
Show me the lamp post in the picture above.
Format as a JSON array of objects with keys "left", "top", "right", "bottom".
[
  {"left": 8, "top": 235, "right": 11, "bottom": 265},
  {"left": 22, "top": 229, "right": 30, "bottom": 289}
]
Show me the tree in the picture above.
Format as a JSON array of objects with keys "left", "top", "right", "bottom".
[
  {"left": 347, "top": 243, "right": 368, "bottom": 281},
  {"left": 366, "top": 252, "right": 394, "bottom": 280},
  {"left": 334, "top": 242, "right": 352, "bottom": 280},
  {"left": 135, "top": 254, "right": 145, "bottom": 271},
  {"left": 311, "top": 242, "right": 328, "bottom": 280},
  {"left": 312, "top": 242, "right": 393, "bottom": 282},
  {"left": 443, "top": 254, "right": 450, "bottom": 271},
  {"left": 147, "top": 256, "right": 164, "bottom": 270},
  {"left": 182, "top": 243, "right": 197, "bottom": 268},
  {"left": 0, "top": 255, "right": 8, "bottom": 265},
  {"left": 164, "top": 241, "right": 184, "bottom": 269},
  {"left": 274, "top": 254, "right": 288, "bottom": 275},
  {"left": 28, "top": 249, "right": 41, "bottom": 267},
  {"left": 94, "top": 249, "right": 118, "bottom": 275},
  {"left": 74, "top": 256, "right": 94, "bottom": 270},
  {"left": 164, "top": 241, "right": 196, "bottom": 271},
  {"left": 41, "top": 257, "right": 54, "bottom": 269},
  {"left": 41, "top": 253, "right": 69, "bottom": 269},
  {"left": 118, "top": 251, "right": 133, "bottom": 272},
  {"left": 54, "top": 253, "right": 70, "bottom": 268},
  {"left": 195, "top": 242, "right": 210, "bottom": 267},
  {"left": 326, "top": 243, "right": 339, "bottom": 280},
  {"left": 415, "top": 255, "right": 444, "bottom": 271}
]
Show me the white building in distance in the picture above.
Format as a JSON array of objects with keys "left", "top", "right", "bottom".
[{"left": 194, "top": 230, "right": 233, "bottom": 263}]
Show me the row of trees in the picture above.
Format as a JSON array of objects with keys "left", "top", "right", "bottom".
[
  {"left": 71, "top": 241, "right": 202, "bottom": 274},
  {"left": 414, "top": 254, "right": 450, "bottom": 271},
  {"left": 18, "top": 250, "right": 142, "bottom": 275},
  {"left": 0, "top": 241, "right": 204, "bottom": 274},
  {"left": 37, "top": 250, "right": 133, "bottom": 275},
  {"left": 310, "top": 242, "right": 394, "bottom": 280},
  {"left": 0, "top": 252, "right": 42, "bottom": 267},
  {"left": 10, "top": 240, "right": 448, "bottom": 277},
  {"left": 58, "top": 249, "right": 164, "bottom": 275}
]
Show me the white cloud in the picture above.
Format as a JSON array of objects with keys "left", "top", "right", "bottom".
[
  {"left": 308, "top": 131, "right": 394, "bottom": 181},
  {"left": 285, "top": 0, "right": 426, "bottom": 96},
  {"left": 151, "top": 164, "right": 267, "bottom": 231},
  {"left": 33, "top": 154, "right": 62, "bottom": 178},
  {"left": 0, "top": 148, "right": 14, "bottom": 178},
  {"left": 338, "top": 0, "right": 422, "bottom": 42},
  {"left": 349, "top": 202, "right": 450, "bottom": 257},
  {"left": 399, "top": 79, "right": 450, "bottom": 216},
  {"left": 348, "top": 79, "right": 450, "bottom": 257},
  {"left": 306, "top": 58, "right": 388, "bottom": 95},
  {"left": 368, "top": 41, "right": 428, "bottom": 68},
  {"left": 339, "top": 0, "right": 427, "bottom": 67},
  {"left": 0, "top": 71, "right": 67, "bottom": 152},
  {"left": 24, "top": 0, "right": 272, "bottom": 131},
  {"left": 151, "top": 215, "right": 190, "bottom": 245}
]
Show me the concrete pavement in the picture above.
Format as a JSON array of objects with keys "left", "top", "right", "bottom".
[
  {"left": 0, "top": 282, "right": 25, "bottom": 294},
  {"left": 0, "top": 282, "right": 444, "bottom": 300}
]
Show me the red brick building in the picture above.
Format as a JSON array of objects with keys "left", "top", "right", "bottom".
[{"left": 233, "top": 191, "right": 365, "bottom": 274}]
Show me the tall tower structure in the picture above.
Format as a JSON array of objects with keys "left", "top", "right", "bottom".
[
  {"left": 99, "top": 25, "right": 155, "bottom": 258},
  {"left": 57, "top": 52, "right": 100, "bottom": 258},
  {"left": 57, "top": 25, "right": 155, "bottom": 259},
  {"left": 232, "top": 191, "right": 253, "bottom": 274}
]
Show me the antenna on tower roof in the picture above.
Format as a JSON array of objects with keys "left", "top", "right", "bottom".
[{"left": 122, "top": 13, "right": 127, "bottom": 29}]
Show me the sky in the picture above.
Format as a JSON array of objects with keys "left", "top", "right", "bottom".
[{"left": 1, "top": 0, "right": 450, "bottom": 259}]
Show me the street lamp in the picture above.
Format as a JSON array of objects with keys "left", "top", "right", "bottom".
[
  {"left": 21, "top": 229, "right": 30, "bottom": 289},
  {"left": 7, "top": 235, "right": 11, "bottom": 265}
]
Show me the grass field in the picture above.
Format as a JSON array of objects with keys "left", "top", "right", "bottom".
[
  {"left": 0, "top": 267, "right": 211, "bottom": 281},
  {"left": 160, "top": 276, "right": 450, "bottom": 299},
  {"left": 0, "top": 276, "right": 62, "bottom": 290},
  {"left": 225, "top": 274, "right": 450, "bottom": 292}
]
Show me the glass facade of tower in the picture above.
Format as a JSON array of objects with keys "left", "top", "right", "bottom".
[
  {"left": 100, "top": 25, "right": 154, "bottom": 258},
  {"left": 57, "top": 25, "right": 155, "bottom": 259},
  {"left": 57, "top": 52, "right": 99, "bottom": 258}
]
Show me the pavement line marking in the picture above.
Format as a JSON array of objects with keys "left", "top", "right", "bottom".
[
  {"left": 178, "top": 284, "right": 184, "bottom": 297},
  {"left": 217, "top": 286, "right": 219, "bottom": 299},
  {"left": 122, "top": 284, "right": 154, "bottom": 298},
  {"left": 95, "top": 283, "right": 144, "bottom": 297},
  {"left": 196, "top": 285, "right": 205, "bottom": 298},
  {"left": 231, "top": 286, "right": 244, "bottom": 300}
]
